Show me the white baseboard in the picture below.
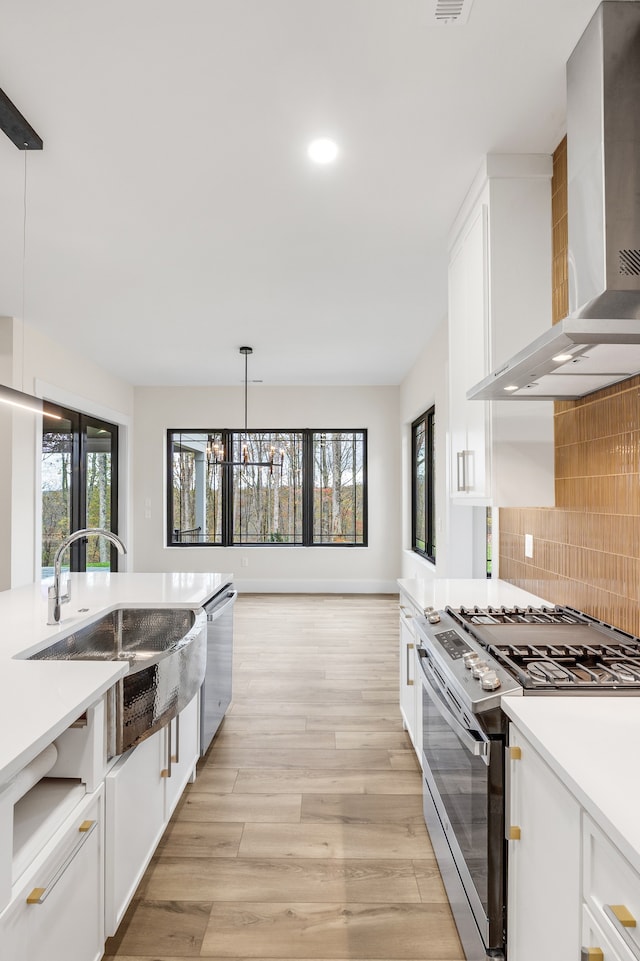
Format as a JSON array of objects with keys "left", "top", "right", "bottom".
[{"left": 234, "top": 578, "right": 398, "bottom": 594}]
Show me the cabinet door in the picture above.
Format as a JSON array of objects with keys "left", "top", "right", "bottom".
[
  {"left": 448, "top": 204, "right": 489, "bottom": 501},
  {"left": 164, "top": 693, "right": 200, "bottom": 819},
  {"left": 506, "top": 726, "right": 581, "bottom": 961},
  {"left": 104, "top": 729, "right": 165, "bottom": 936},
  {"left": 399, "top": 607, "right": 417, "bottom": 749}
]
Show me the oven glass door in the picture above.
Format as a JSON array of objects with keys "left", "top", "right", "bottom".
[{"left": 421, "top": 658, "right": 491, "bottom": 918}]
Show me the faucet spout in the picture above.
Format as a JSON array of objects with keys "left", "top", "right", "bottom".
[{"left": 47, "top": 528, "right": 127, "bottom": 625}]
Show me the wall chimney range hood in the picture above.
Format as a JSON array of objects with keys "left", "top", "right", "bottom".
[{"left": 468, "top": 1, "right": 640, "bottom": 402}]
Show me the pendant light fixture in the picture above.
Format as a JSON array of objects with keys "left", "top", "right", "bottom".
[
  {"left": 0, "top": 86, "right": 60, "bottom": 419},
  {"left": 207, "top": 347, "right": 283, "bottom": 473}
]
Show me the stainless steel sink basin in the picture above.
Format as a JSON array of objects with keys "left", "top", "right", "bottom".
[{"left": 30, "top": 607, "right": 207, "bottom": 756}]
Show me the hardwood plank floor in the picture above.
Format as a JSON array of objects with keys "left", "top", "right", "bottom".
[{"left": 104, "top": 593, "right": 464, "bottom": 961}]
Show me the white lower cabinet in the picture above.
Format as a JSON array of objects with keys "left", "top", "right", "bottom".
[
  {"left": 507, "top": 723, "right": 640, "bottom": 961},
  {"left": 104, "top": 726, "right": 165, "bottom": 936},
  {"left": 506, "top": 726, "right": 581, "bottom": 961},
  {"left": 105, "top": 693, "right": 199, "bottom": 936},
  {"left": 2, "top": 786, "right": 104, "bottom": 961},
  {"left": 398, "top": 593, "right": 422, "bottom": 764}
]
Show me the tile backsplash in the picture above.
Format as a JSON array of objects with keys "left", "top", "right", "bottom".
[{"left": 499, "top": 138, "right": 640, "bottom": 635}]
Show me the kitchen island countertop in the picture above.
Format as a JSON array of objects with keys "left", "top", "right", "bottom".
[{"left": 0, "top": 571, "right": 232, "bottom": 786}]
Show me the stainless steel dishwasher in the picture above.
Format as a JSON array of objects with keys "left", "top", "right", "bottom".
[{"left": 200, "top": 584, "right": 237, "bottom": 755}]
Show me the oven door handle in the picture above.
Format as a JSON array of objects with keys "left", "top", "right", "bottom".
[{"left": 419, "top": 653, "right": 491, "bottom": 765}]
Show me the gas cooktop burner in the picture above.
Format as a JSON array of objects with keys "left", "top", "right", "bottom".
[
  {"left": 454, "top": 604, "right": 586, "bottom": 626},
  {"left": 444, "top": 604, "right": 640, "bottom": 691}
]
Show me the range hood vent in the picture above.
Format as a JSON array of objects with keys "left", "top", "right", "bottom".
[
  {"left": 468, "top": 2, "right": 640, "bottom": 402},
  {"left": 467, "top": 318, "right": 640, "bottom": 400}
]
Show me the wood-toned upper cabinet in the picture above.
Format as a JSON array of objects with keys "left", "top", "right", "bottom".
[{"left": 448, "top": 155, "right": 556, "bottom": 507}]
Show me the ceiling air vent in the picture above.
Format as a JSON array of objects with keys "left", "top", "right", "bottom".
[{"left": 432, "top": 0, "right": 475, "bottom": 25}]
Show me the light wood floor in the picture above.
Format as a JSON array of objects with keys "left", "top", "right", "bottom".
[{"left": 104, "top": 593, "right": 464, "bottom": 960}]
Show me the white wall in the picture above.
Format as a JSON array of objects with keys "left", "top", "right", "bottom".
[
  {"left": 133, "top": 385, "right": 401, "bottom": 593},
  {"left": 0, "top": 317, "right": 134, "bottom": 588},
  {"left": 398, "top": 315, "right": 483, "bottom": 580}
]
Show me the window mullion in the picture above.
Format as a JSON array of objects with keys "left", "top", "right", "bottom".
[{"left": 302, "top": 430, "right": 313, "bottom": 545}]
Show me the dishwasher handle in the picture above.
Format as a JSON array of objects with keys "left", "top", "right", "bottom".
[{"left": 205, "top": 589, "right": 238, "bottom": 622}]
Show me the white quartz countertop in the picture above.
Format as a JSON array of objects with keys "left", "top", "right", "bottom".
[
  {"left": 397, "top": 577, "right": 551, "bottom": 611},
  {"left": 0, "top": 571, "right": 233, "bottom": 786},
  {"left": 502, "top": 696, "right": 640, "bottom": 875}
]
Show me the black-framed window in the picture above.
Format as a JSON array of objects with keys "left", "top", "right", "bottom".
[
  {"left": 41, "top": 405, "right": 119, "bottom": 579},
  {"left": 412, "top": 407, "right": 435, "bottom": 562},
  {"left": 167, "top": 428, "right": 367, "bottom": 547}
]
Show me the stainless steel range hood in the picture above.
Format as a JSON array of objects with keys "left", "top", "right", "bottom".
[{"left": 469, "top": 1, "right": 640, "bottom": 402}]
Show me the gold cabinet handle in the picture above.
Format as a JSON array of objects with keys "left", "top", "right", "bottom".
[
  {"left": 504, "top": 745, "right": 521, "bottom": 840},
  {"left": 26, "top": 819, "right": 97, "bottom": 904},
  {"left": 161, "top": 720, "right": 172, "bottom": 778},
  {"left": 171, "top": 712, "right": 180, "bottom": 764},
  {"left": 607, "top": 904, "right": 637, "bottom": 928},
  {"left": 406, "top": 643, "right": 414, "bottom": 686},
  {"left": 581, "top": 949, "right": 604, "bottom": 961}
]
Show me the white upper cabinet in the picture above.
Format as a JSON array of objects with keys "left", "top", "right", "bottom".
[{"left": 448, "top": 155, "right": 555, "bottom": 506}]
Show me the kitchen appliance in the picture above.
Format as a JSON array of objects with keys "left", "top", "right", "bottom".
[
  {"left": 415, "top": 603, "right": 640, "bottom": 961},
  {"left": 468, "top": 1, "right": 640, "bottom": 402},
  {"left": 200, "top": 584, "right": 237, "bottom": 755}
]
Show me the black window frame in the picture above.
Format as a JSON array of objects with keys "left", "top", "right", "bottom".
[
  {"left": 41, "top": 403, "right": 120, "bottom": 572},
  {"left": 411, "top": 407, "right": 435, "bottom": 563},
  {"left": 166, "top": 427, "right": 367, "bottom": 548}
]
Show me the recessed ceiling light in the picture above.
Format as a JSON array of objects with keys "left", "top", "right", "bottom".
[
  {"left": 504, "top": 385, "right": 519, "bottom": 392},
  {"left": 552, "top": 353, "right": 574, "bottom": 363},
  {"left": 308, "top": 138, "right": 339, "bottom": 165}
]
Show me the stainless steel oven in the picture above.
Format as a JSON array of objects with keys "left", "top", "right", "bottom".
[
  {"left": 415, "top": 603, "right": 640, "bottom": 961},
  {"left": 417, "top": 640, "right": 509, "bottom": 961}
]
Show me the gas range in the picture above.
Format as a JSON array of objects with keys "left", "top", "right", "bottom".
[{"left": 414, "top": 603, "right": 640, "bottom": 714}]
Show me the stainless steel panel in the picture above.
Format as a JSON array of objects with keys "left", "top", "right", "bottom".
[
  {"left": 422, "top": 771, "right": 494, "bottom": 961},
  {"left": 200, "top": 586, "right": 236, "bottom": 755}
]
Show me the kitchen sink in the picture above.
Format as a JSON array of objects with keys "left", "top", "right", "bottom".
[{"left": 30, "top": 607, "right": 207, "bottom": 756}]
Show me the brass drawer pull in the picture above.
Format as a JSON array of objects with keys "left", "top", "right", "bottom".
[
  {"left": 607, "top": 903, "right": 637, "bottom": 928},
  {"left": 26, "top": 819, "right": 98, "bottom": 904},
  {"left": 581, "top": 949, "right": 604, "bottom": 961},
  {"left": 507, "top": 826, "right": 521, "bottom": 841},
  {"left": 406, "top": 643, "right": 414, "bottom": 686}
]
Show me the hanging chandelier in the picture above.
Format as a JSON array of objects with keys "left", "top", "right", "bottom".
[{"left": 207, "top": 346, "right": 284, "bottom": 473}]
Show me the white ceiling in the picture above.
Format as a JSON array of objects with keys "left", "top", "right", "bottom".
[{"left": 0, "top": 0, "right": 601, "bottom": 387}]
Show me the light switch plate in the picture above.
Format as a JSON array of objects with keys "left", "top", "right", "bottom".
[{"left": 524, "top": 533, "right": 533, "bottom": 558}]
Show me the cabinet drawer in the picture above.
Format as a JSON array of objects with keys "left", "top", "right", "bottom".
[
  {"left": 583, "top": 815, "right": 640, "bottom": 959},
  {"left": 1, "top": 787, "right": 104, "bottom": 961},
  {"left": 582, "top": 903, "right": 636, "bottom": 961}
]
